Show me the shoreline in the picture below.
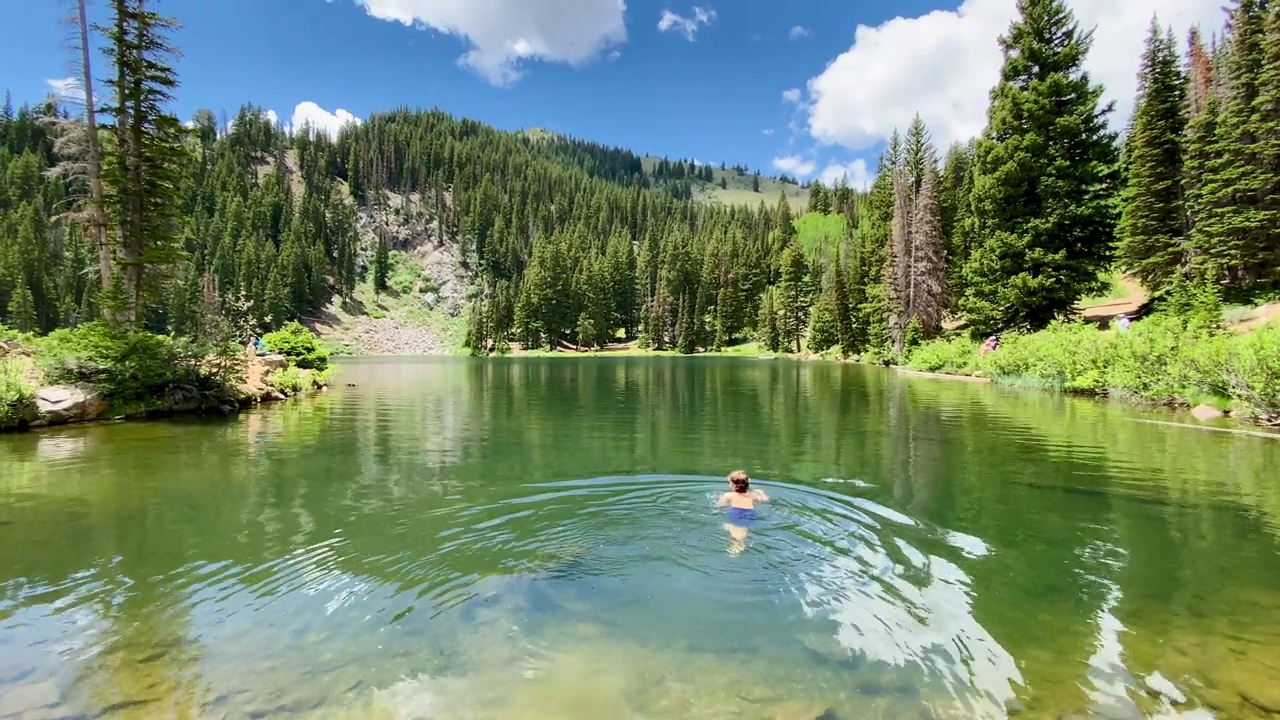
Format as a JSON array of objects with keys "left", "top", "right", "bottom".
[{"left": 1, "top": 352, "right": 331, "bottom": 436}]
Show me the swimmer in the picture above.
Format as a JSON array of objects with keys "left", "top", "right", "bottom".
[{"left": 717, "top": 470, "right": 769, "bottom": 554}]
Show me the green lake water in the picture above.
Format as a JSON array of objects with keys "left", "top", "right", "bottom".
[{"left": 2, "top": 357, "right": 1280, "bottom": 719}]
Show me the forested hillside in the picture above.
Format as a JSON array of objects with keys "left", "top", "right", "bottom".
[{"left": 3, "top": 0, "right": 1280, "bottom": 360}]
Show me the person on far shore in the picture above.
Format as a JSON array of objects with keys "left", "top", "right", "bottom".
[
  {"left": 718, "top": 470, "right": 769, "bottom": 554},
  {"left": 1116, "top": 315, "right": 1131, "bottom": 332}
]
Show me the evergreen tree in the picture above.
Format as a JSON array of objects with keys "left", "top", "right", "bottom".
[
  {"left": 910, "top": 154, "right": 947, "bottom": 337},
  {"left": 372, "top": 234, "right": 390, "bottom": 293},
  {"left": 6, "top": 277, "right": 37, "bottom": 333},
  {"left": 100, "top": 0, "right": 188, "bottom": 326},
  {"left": 1119, "top": 19, "right": 1188, "bottom": 292},
  {"left": 806, "top": 294, "right": 838, "bottom": 353},
  {"left": 886, "top": 167, "right": 913, "bottom": 353},
  {"left": 752, "top": 172, "right": 761, "bottom": 193},
  {"left": 1190, "top": 0, "right": 1274, "bottom": 292},
  {"left": 757, "top": 287, "right": 781, "bottom": 352},
  {"left": 776, "top": 240, "right": 812, "bottom": 352},
  {"left": 962, "top": 0, "right": 1120, "bottom": 333},
  {"left": 828, "top": 252, "right": 858, "bottom": 356},
  {"left": 807, "top": 182, "right": 832, "bottom": 214}
]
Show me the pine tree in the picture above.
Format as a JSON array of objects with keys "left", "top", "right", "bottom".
[
  {"left": 100, "top": 0, "right": 188, "bottom": 327},
  {"left": 961, "top": 0, "right": 1120, "bottom": 333},
  {"left": 828, "top": 252, "right": 857, "bottom": 356},
  {"left": 1190, "top": 0, "right": 1272, "bottom": 293},
  {"left": 776, "top": 240, "right": 812, "bottom": 352},
  {"left": 1119, "top": 20, "right": 1188, "bottom": 292},
  {"left": 807, "top": 182, "right": 832, "bottom": 214},
  {"left": 806, "top": 294, "right": 838, "bottom": 353},
  {"left": 910, "top": 154, "right": 947, "bottom": 337},
  {"left": 886, "top": 167, "right": 913, "bottom": 353},
  {"left": 757, "top": 287, "right": 781, "bottom": 352},
  {"left": 904, "top": 114, "right": 931, "bottom": 193},
  {"left": 372, "top": 234, "right": 390, "bottom": 293},
  {"left": 6, "top": 277, "right": 37, "bottom": 333}
]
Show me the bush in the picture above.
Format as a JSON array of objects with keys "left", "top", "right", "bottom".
[
  {"left": 388, "top": 251, "right": 426, "bottom": 296},
  {"left": 906, "top": 337, "right": 981, "bottom": 374},
  {"left": 266, "top": 366, "right": 306, "bottom": 395},
  {"left": 1216, "top": 323, "right": 1280, "bottom": 423},
  {"left": 35, "top": 322, "right": 221, "bottom": 407},
  {"left": 978, "top": 322, "right": 1112, "bottom": 393},
  {"left": 1, "top": 359, "right": 35, "bottom": 428},
  {"left": 263, "top": 322, "right": 330, "bottom": 370}
]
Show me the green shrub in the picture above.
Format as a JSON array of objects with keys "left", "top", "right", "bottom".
[
  {"left": 1, "top": 359, "right": 36, "bottom": 428},
  {"left": 1216, "top": 323, "right": 1280, "bottom": 422},
  {"left": 266, "top": 366, "right": 306, "bottom": 395},
  {"left": 1104, "top": 315, "right": 1216, "bottom": 402},
  {"left": 906, "top": 337, "right": 981, "bottom": 374},
  {"left": 35, "top": 322, "right": 220, "bottom": 407},
  {"left": 263, "top": 322, "right": 330, "bottom": 370},
  {"left": 309, "top": 366, "right": 334, "bottom": 390},
  {"left": 388, "top": 251, "right": 426, "bottom": 296},
  {"left": 978, "top": 322, "right": 1112, "bottom": 393}
]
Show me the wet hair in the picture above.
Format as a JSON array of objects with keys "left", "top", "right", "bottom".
[{"left": 728, "top": 470, "right": 750, "bottom": 494}]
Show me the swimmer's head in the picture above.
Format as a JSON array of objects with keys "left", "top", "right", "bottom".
[{"left": 728, "top": 470, "right": 750, "bottom": 494}]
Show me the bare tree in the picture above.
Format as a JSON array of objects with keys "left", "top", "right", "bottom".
[{"left": 45, "top": 0, "right": 112, "bottom": 296}]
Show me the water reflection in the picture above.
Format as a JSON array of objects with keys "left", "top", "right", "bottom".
[{"left": 2, "top": 358, "right": 1280, "bottom": 718}]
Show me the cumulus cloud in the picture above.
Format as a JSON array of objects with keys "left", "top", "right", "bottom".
[
  {"left": 781, "top": 87, "right": 802, "bottom": 104},
  {"left": 762, "top": 128, "right": 775, "bottom": 136},
  {"left": 820, "top": 159, "right": 875, "bottom": 190},
  {"left": 773, "top": 154, "right": 816, "bottom": 177},
  {"left": 657, "top": 6, "right": 716, "bottom": 41},
  {"left": 290, "top": 101, "right": 361, "bottom": 137},
  {"left": 354, "top": 0, "right": 627, "bottom": 86},
  {"left": 805, "top": 0, "right": 1224, "bottom": 152},
  {"left": 789, "top": 25, "right": 812, "bottom": 40},
  {"left": 45, "top": 77, "right": 85, "bottom": 103}
]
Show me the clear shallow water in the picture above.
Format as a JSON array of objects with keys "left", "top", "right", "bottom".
[{"left": 2, "top": 357, "right": 1280, "bottom": 719}]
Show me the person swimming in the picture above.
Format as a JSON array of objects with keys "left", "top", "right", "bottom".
[{"left": 718, "top": 470, "right": 769, "bottom": 553}]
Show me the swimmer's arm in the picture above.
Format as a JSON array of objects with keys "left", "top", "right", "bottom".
[
  {"left": 716, "top": 492, "right": 731, "bottom": 507},
  {"left": 751, "top": 489, "right": 770, "bottom": 502}
]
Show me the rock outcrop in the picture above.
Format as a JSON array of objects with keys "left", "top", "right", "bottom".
[{"left": 32, "top": 386, "right": 109, "bottom": 426}]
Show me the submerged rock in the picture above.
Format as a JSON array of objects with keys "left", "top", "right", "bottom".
[
  {"left": 1143, "top": 672, "right": 1187, "bottom": 705},
  {"left": 35, "top": 385, "right": 108, "bottom": 424},
  {"left": 1190, "top": 404, "right": 1225, "bottom": 421}
]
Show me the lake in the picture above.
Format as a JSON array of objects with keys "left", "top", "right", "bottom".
[{"left": 2, "top": 357, "right": 1279, "bottom": 719}]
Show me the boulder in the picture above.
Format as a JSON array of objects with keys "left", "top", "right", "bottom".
[
  {"left": 163, "top": 384, "right": 201, "bottom": 413},
  {"left": 1191, "top": 403, "right": 1225, "bottom": 421},
  {"left": 35, "top": 386, "right": 109, "bottom": 424},
  {"left": 259, "top": 354, "right": 289, "bottom": 371}
]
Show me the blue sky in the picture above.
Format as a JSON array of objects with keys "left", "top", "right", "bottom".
[{"left": 3, "top": 0, "right": 1222, "bottom": 190}]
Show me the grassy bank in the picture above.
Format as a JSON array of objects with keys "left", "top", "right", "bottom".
[
  {"left": 903, "top": 316, "right": 1280, "bottom": 425},
  {"left": 1, "top": 322, "right": 332, "bottom": 432}
]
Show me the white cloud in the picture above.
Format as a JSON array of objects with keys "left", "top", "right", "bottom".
[
  {"left": 45, "top": 77, "right": 85, "bottom": 103},
  {"left": 354, "top": 0, "right": 626, "bottom": 86},
  {"left": 265, "top": 109, "right": 280, "bottom": 126},
  {"left": 290, "top": 101, "right": 361, "bottom": 137},
  {"left": 781, "top": 87, "right": 802, "bottom": 104},
  {"left": 788, "top": 25, "right": 812, "bottom": 40},
  {"left": 773, "top": 154, "right": 816, "bottom": 177},
  {"left": 657, "top": 6, "right": 716, "bottom": 41},
  {"left": 804, "top": 0, "right": 1224, "bottom": 153},
  {"left": 820, "top": 159, "right": 875, "bottom": 190},
  {"left": 762, "top": 128, "right": 775, "bottom": 136}
]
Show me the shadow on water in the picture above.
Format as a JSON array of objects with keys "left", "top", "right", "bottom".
[{"left": 2, "top": 357, "right": 1280, "bottom": 718}]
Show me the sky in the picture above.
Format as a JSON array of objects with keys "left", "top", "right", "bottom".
[{"left": 3, "top": 0, "right": 1227, "bottom": 191}]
